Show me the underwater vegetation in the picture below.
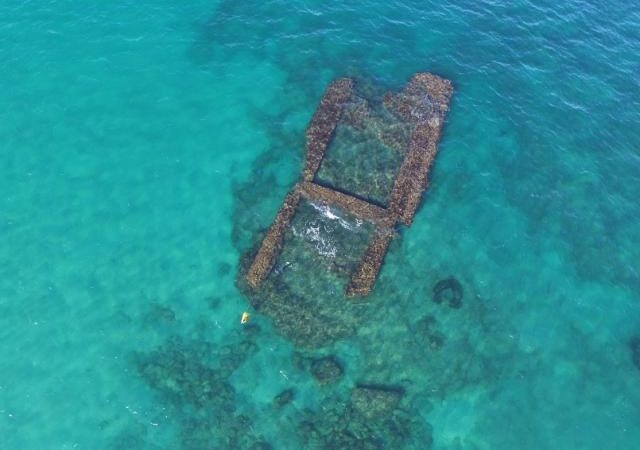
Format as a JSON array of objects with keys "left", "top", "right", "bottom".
[
  {"left": 298, "top": 383, "right": 433, "bottom": 450},
  {"left": 133, "top": 324, "right": 446, "bottom": 449},
  {"left": 432, "top": 276, "right": 463, "bottom": 309},
  {"left": 134, "top": 336, "right": 270, "bottom": 450}
]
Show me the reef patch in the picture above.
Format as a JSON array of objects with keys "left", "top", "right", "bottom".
[
  {"left": 351, "top": 384, "right": 405, "bottom": 419},
  {"left": 310, "top": 355, "right": 344, "bottom": 384},
  {"left": 298, "top": 383, "right": 431, "bottom": 449},
  {"left": 134, "top": 337, "right": 268, "bottom": 449},
  {"left": 432, "top": 276, "right": 463, "bottom": 309}
]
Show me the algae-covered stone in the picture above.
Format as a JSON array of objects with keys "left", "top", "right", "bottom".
[
  {"left": 310, "top": 355, "right": 344, "bottom": 384},
  {"left": 134, "top": 337, "right": 267, "bottom": 449},
  {"left": 432, "top": 276, "right": 463, "bottom": 309},
  {"left": 298, "top": 383, "right": 430, "bottom": 450},
  {"left": 351, "top": 385, "right": 404, "bottom": 419},
  {"left": 413, "top": 315, "right": 446, "bottom": 351},
  {"left": 274, "top": 388, "right": 295, "bottom": 407}
]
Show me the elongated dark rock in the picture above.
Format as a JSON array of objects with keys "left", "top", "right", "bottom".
[
  {"left": 299, "top": 181, "right": 391, "bottom": 225},
  {"left": 246, "top": 188, "right": 301, "bottom": 288},
  {"left": 303, "top": 78, "right": 354, "bottom": 181},
  {"left": 387, "top": 73, "right": 453, "bottom": 225},
  {"left": 388, "top": 123, "right": 439, "bottom": 225},
  {"left": 346, "top": 227, "right": 394, "bottom": 296}
]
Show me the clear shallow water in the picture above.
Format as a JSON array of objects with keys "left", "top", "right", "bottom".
[{"left": 1, "top": 0, "right": 639, "bottom": 449}]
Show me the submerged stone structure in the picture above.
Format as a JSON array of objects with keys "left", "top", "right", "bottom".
[{"left": 246, "top": 73, "right": 452, "bottom": 296}]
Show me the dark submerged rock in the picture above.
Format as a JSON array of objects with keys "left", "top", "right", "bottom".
[
  {"left": 433, "top": 276, "right": 463, "bottom": 309},
  {"left": 297, "top": 383, "right": 430, "bottom": 449},
  {"left": 207, "top": 296, "right": 221, "bottom": 310},
  {"left": 414, "top": 314, "right": 436, "bottom": 334},
  {"left": 428, "top": 331, "right": 446, "bottom": 351},
  {"left": 242, "top": 322, "right": 262, "bottom": 337},
  {"left": 630, "top": 337, "right": 640, "bottom": 370},
  {"left": 274, "top": 388, "right": 295, "bottom": 408},
  {"left": 136, "top": 343, "right": 233, "bottom": 408},
  {"left": 218, "top": 261, "right": 232, "bottom": 276},
  {"left": 135, "top": 337, "right": 266, "bottom": 449},
  {"left": 351, "top": 384, "right": 404, "bottom": 419},
  {"left": 239, "top": 268, "right": 358, "bottom": 348},
  {"left": 413, "top": 315, "right": 446, "bottom": 351},
  {"left": 298, "top": 385, "right": 432, "bottom": 450},
  {"left": 310, "top": 355, "right": 344, "bottom": 384},
  {"left": 144, "top": 303, "right": 176, "bottom": 325}
]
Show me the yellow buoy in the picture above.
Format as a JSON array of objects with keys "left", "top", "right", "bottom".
[{"left": 240, "top": 312, "right": 250, "bottom": 324}]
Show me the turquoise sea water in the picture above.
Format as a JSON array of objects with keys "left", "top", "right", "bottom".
[{"left": 1, "top": 0, "right": 640, "bottom": 449}]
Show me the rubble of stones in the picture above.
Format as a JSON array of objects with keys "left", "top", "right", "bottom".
[
  {"left": 346, "top": 228, "right": 395, "bottom": 296},
  {"left": 135, "top": 336, "right": 270, "bottom": 450},
  {"left": 244, "top": 72, "right": 452, "bottom": 298},
  {"left": 298, "top": 383, "right": 432, "bottom": 450},
  {"left": 310, "top": 355, "right": 344, "bottom": 384},
  {"left": 135, "top": 334, "right": 436, "bottom": 448},
  {"left": 383, "top": 72, "right": 453, "bottom": 126},
  {"left": 245, "top": 190, "right": 301, "bottom": 289},
  {"left": 303, "top": 78, "right": 355, "bottom": 181},
  {"left": 351, "top": 384, "right": 404, "bottom": 419}
]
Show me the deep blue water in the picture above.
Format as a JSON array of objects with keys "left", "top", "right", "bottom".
[{"left": 1, "top": 1, "right": 639, "bottom": 449}]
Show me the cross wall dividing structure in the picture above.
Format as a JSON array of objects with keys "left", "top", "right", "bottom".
[{"left": 246, "top": 73, "right": 453, "bottom": 296}]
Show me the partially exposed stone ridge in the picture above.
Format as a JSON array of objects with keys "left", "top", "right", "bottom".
[
  {"left": 303, "top": 78, "right": 354, "bottom": 181},
  {"left": 244, "top": 73, "right": 452, "bottom": 296},
  {"left": 383, "top": 72, "right": 452, "bottom": 125},
  {"left": 346, "top": 228, "right": 395, "bottom": 296},
  {"left": 410, "top": 72, "right": 453, "bottom": 112},
  {"left": 299, "top": 181, "right": 390, "bottom": 225},
  {"left": 388, "top": 123, "right": 441, "bottom": 225},
  {"left": 245, "top": 189, "right": 302, "bottom": 288}
]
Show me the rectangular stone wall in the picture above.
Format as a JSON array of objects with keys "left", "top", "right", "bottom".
[{"left": 245, "top": 73, "right": 452, "bottom": 296}]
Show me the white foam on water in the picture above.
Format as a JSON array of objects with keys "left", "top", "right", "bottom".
[
  {"left": 292, "top": 222, "right": 337, "bottom": 258},
  {"left": 309, "top": 201, "right": 362, "bottom": 232}
]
